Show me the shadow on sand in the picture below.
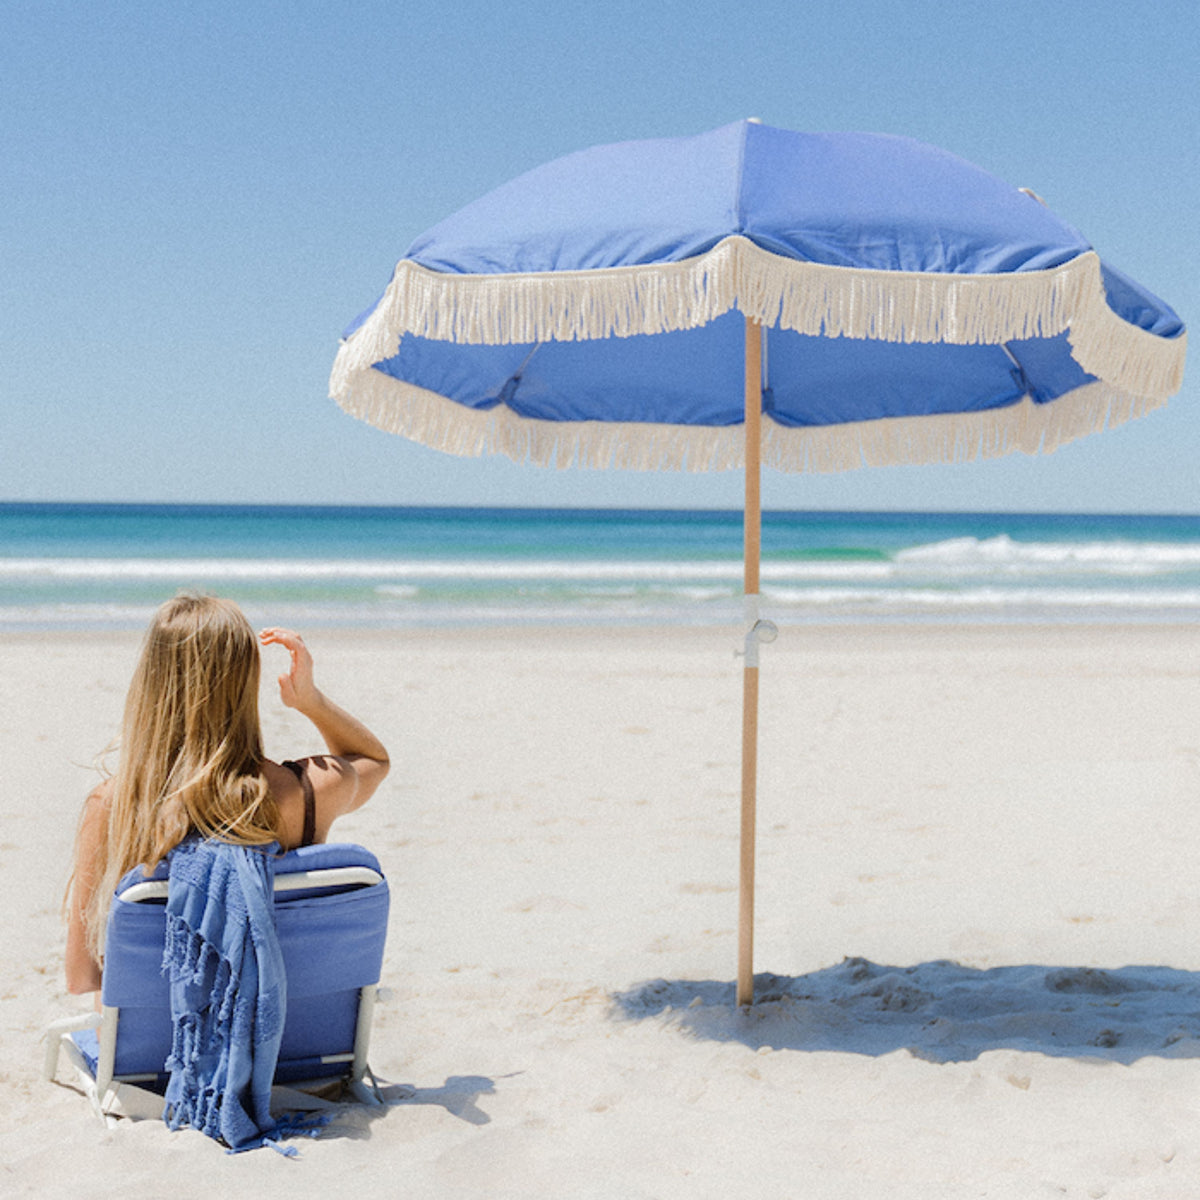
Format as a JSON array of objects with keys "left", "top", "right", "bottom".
[
  {"left": 305, "top": 1074, "right": 504, "bottom": 1143},
  {"left": 375, "top": 1074, "right": 502, "bottom": 1125},
  {"left": 609, "top": 959, "right": 1200, "bottom": 1065}
]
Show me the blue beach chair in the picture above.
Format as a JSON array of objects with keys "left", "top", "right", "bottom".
[{"left": 44, "top": 843, "right": 390, "bottom": 1122}]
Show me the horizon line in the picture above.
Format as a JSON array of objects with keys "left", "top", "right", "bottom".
[{"left": 2, "top": 500, "right": 1199, "bottom": 520}]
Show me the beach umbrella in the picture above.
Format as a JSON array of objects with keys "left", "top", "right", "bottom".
[{"left": 330, "top": 120, "right": 1187, "bottom": 1004}]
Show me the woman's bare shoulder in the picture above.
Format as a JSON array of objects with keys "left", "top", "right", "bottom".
[
  {"left": 261, "top": 757, "right": 309, "bottom": 848},
  {"left": 259, "top": 757, "right": 300, "bottom": 792},
  {"left": 265, "top": 754, "right": 358, "bottom": 794},
  {"left": 262, "top": 754, "right": 359, "bottom": 846}
]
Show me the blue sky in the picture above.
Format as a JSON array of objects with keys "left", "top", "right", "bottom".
[{"left": 3, "top": 0, "right": 1196, "bottom": 511}]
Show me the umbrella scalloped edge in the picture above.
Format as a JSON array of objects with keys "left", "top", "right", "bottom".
[
  {"left": 331, "top": 237, "right": 1186, "bottom": 406},
  {"left": 330, "top": 365, "right": 1167, "bottom": 474}
]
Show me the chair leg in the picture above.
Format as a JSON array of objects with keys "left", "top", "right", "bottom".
[
  {"left": 348, "top": 1068, "right": 384, "bottom": 1107},
  {"left": 350, "top": 986, "right": 376, "bottom": 1077},
  {"left": 42, "top": 1013, "right": 101, "bottom": 1083},
  {"left": 93, "top": 1007, "right": 119, "bottom": 1104},
  {"left": 346, "top": 983, "right": 384, "bottom": 1104}
]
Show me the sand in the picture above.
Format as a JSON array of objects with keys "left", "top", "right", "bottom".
[{"left": 5, "top": 622, "right": 1200, "bottom": 1198}]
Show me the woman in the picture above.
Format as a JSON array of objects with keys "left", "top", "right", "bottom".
[{"left": 65, "top": 593, "right": 389, "bottom": 994}]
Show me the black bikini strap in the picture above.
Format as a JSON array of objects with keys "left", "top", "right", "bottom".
[{"left": 281, "top": 759, "right": 316, "bottom": 848}]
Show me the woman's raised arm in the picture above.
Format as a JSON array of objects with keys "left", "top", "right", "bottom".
[{"left": 259, "top": 628, "right": 390, "bottom": 825}]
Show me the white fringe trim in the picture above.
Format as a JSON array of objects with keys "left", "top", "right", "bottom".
[
  {"left": 1069, "top": 284, "right": 1186, "bottom": 400},
  {"left": 331, "top": 236, "right": 1185, "bottom": 407},
  {"left": 332, "top": 366, "right": 1166, "bottom": 473}
]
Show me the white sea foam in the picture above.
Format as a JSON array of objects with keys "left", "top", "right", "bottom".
[
  {"left": 3, "top": 542, "right": 1196, "bottom": 587},
  {"left": 896, "top": 536, "right": 1200, "bottom": 576},
  {"left": 5, "top": 584, "right": 1200, "bottom": 632},
  {"left": 0, "top": 556, "right": 892, "bottom": 583},
  {"left": 3, "top": 533, "right": 1200, "bottom": 630}
]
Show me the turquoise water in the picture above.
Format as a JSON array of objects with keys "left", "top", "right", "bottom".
[{"left": 2, "top": 503, "right": 1200, "bottom": 630}]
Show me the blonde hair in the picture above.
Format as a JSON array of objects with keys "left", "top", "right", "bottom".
[{"left": 76, "top": 594, "right": 280, "bottom": 958}]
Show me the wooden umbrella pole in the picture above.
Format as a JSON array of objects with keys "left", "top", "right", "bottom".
[{"left": 737, "top": 315, "right": 763, "bottom": 1007}]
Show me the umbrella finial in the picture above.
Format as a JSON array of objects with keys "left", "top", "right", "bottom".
[{"left": 746, "top": 116, "right": 763, "bottom": 125}]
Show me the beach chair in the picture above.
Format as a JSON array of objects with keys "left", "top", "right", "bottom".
[{"left": 44, "top": 842, "right": 390, "bottom": 1123}]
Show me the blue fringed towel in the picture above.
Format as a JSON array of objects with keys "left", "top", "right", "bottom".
[{"left": 162, "top": 839, "right": 292, "bottom": 1153}]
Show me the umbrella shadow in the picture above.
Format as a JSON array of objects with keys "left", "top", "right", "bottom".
[{"left": 609, "top": 959, "right": 1200, "bottom": 1065}]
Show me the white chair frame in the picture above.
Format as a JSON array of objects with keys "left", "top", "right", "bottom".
[{"left": 44, "top": 864, "right": 386, "bottom": 1123}]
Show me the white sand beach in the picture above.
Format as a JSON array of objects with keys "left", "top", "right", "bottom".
[{"left": 6, "top": 623, "right": 1200, "bottom": 1198}]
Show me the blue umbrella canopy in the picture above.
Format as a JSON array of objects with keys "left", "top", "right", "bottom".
[
  {"left": 331, "top": 120, "right": 1187, "bottom": 1005},
  {"left": 331, "top": 120, "right": 1186, "bottom": 471}
]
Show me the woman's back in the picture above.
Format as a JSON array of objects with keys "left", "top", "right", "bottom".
[{"left": 65, "top": 596, "right": 389, "bottom": 994}]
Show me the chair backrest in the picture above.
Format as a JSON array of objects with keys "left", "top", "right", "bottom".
[{"left": 101, "top": 843, "right": 389, "bottom": 1084}]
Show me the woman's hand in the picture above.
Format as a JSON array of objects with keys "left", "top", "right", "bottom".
[{"left": 259, "top": 627, "right": 319, "bottom": 713}]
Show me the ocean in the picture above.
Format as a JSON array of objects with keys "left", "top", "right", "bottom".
[{"left": 2, "top": 503, "right": 1200, "bottom": 632}]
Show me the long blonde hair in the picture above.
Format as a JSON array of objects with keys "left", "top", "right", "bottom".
[{"left": 77, "top": 593, "right": 280, "bottom": 957}]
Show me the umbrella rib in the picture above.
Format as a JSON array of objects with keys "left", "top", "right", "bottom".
[
  {"left": 495, "top": 343, "right": 544, "bottom": 407},
  {"left": 1000, "top": 342, "right": 1034, "bottom": 399}
]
